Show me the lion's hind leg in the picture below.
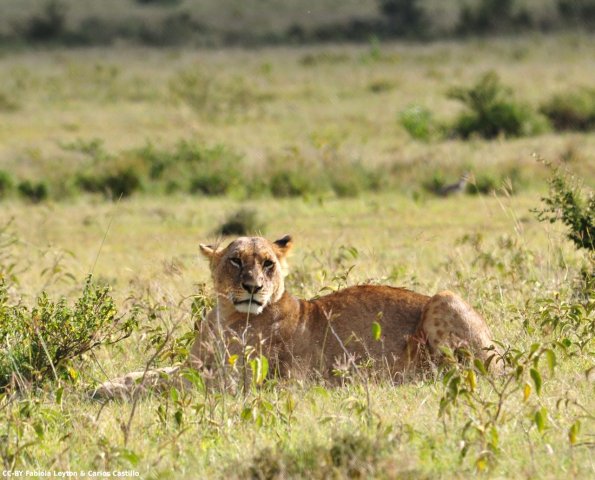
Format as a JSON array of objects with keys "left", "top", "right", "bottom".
[{"left": 421, "top": 291, "right": 500, "bottom": 370}]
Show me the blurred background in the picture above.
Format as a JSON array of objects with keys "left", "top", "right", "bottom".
[{"left": 1, "top": 0, "right": 594, "bottom": 47}]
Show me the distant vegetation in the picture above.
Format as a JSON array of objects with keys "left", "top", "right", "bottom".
[{"left": 1, "top": 0, "right": 594, "bottom": 47}]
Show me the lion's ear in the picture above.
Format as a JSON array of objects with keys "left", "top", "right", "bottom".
[
  {"left": 273, "top": 235, "right": 293, "bottom": 259},
  {"left": 199, "top": 243, "right": 217, "bottom": 259}
]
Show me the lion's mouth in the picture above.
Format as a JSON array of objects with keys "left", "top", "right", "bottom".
[{"left": 234, "top": 298, "right": 263, "bottom": 307}]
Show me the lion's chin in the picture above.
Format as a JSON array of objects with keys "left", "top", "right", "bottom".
[{"left": 233, "top": 301, "right": 266, "bottom": 315}]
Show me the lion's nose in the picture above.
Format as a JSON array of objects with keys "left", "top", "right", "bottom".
[{"left": 242, "top": 283, "right": 263, "bottom": 294}]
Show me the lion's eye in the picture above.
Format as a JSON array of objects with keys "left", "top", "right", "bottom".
[
  {"left": 230, "top": 258, "right": 242, "bottom": 268},
  {"left": 263, "top": 259, "right": 274, "bottom": 270}
]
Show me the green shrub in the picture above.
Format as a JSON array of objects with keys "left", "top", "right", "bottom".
[
  {"left": 17, "top": 180, "right": 48, "bottom": 203},
  {"left": 466, "top": 173, "right": 498, "bottom": 195},
  {"left": 328, "top": 162, "right": 382, "bottom": 197},
  {"left": 77, "top": 167, "right": 142, "bottom": 199},
  {"left": 378, "top": 0, "right": 428, "bottom": 37},
  {"left": 25, "top": 0, "right": 68, "bottom": 42},
  {"left": 135, "top": 141, "right": 243, "bottom": 195},
  {"left": 217, "top": 208, "right": 265, "bottom": 236},
  {"left": 269, "top": 169, "right": 327, "bottom": 198},
  {"left": 0, "top": 171, "right": 14, "bottom": 199},
  {"left": 0, "top": 276, "right": 137, "bottom": 390},
  {"left": 535, "top": 168, "right": 594, "bottom": 251},
  {"left": 457, "top": 0, "right": 532, "bottom": 35},
  {"left": 421, "top": 171, "right": 446, "bottom": 195},
  {"left": 399, "top": 105, "right": 435, "bottom": 141},
  {"left": 136, "top": 0, "right": 181, "bottom": 5},
  {"left": 189, "top": 172, "right": 235, "bottom": 196},
  {"left": 447, "top": 71, "right": 547, "bottom": 139},
  {"left": 540, "top": 89, "right": 595, "bottom": 131},
  {"left": 557, "top": 0, "right": 595, "bottom": 26}
]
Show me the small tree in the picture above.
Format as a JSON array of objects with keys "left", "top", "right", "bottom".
[
  {"left": 378, "top": 0, "right": 427, "bottom": 36},
  {"left": 535, "top": 167, "right": 594, "bottom": 252}
]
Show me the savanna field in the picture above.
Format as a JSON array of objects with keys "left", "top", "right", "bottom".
[{"left": 1, "top": 5, "right": 595, "bottom": 477}]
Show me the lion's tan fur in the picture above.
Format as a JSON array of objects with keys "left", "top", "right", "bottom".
[
  {"left": 190, "top": 235, "right": 498, "bottom": 379},
  {"left": 94, "top": 235, "right": 499, "bottom": 398}
]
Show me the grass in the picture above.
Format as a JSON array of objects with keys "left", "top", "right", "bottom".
[
  {"left": 0, "top": 35, "right": 594, "bottom": 196},
  {"left": 0, "top": 33, "right": 594, "bottom": 478},
  {"left": 0, "top": 192, "right": 593, "bottom": 478}
]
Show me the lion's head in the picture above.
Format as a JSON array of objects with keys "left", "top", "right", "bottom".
[{"left": 199, "top": 235, "right": 293, "bottom": 315}]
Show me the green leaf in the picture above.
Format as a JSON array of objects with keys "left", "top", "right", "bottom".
[
  {"left": 174, "top": 409, "right": 183, "bottom": 427},
  {"left": 466, "top": 370, "right": 477, "bottom": 391},
  {"left": 568, "top": 420, "right": 581, "bottom": 445},
  {"left": 530, "top": 368, "right": 542, "bottom": 396},
  {"left": 473, "top": 358, "right": 488, "bottom": 376},
  {"left": 371, "top": 321, "right": 382, "bottom": 341},
  {"left": 544, "top": 349, "right": 556, "bottom": 374},
  {"left": 241, "top": 406, "right": 253, "bottom": 421},
  {"left": 534, "top": 407, "right": 547, "bottom": 433},
  {"left": 169, "top": 387, "right": 179, "bottom": 403},
  {"left": 118, "top": 448, "right": 140, "bottom": 466},
  {"left": 250, "top": 355, "right": 269, "bottom": 386},
  {"left": 55, "top": 386, "right": 64, "bottom": 406}
]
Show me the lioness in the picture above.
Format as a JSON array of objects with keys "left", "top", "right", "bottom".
[{"left": 94, "top": 235, "right": 499, "bottom": 398}]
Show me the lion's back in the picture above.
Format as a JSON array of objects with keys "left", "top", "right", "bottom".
[{"left": 301, "top": 285, "right": 429, "bottom": 360}]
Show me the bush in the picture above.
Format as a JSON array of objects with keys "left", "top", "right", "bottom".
[
  {"left": 540, "top": 89, "right": 595, "bottom": 131},
  {"left": 328, "top": 162, "right": 383, "bottom": 197},
  {"left": 269, "top": 169, "right": 326, "bottom": 198},
  {"left": 135, "top": 141, "right": 243, "bottom": 195},
  {"left": 25, "top": 0, "right": 68, "bottom": 42},
  {"left": 378, "top": 0, "right": 428, "bottom": 36},
  {"left": 457, "top": 0, "right": 531, "bottom": 35},
  {"left": 535, "top": 168, "right": 594, "bottom": 251},
  {"left": 447, "top": 71, "right": 547, "bottom": 139},
  {"left": 77, "top": 167, "right": 142, "bottom": 199},
  {"left": 399, "top": 105, "right": 435, "bottom": 141},
  {"left": 557, "top": 0, "right": 595, "bottom": 26},
  {"left": 466, "top": 173, "right": 498, "bottom": 195},
  {"left": 189, "top": 172, "right": 235, "bottom": 196},
  {"left": 17, "top": 180, "right": 48, "bottom": 203},
  {"left": 0, "top": 276, "right": 137, "bottom": 390},
  {"left": 217, "top": 208, "right": 265, "bottom": 236},
  {"left": 0, "top": 171, "right": 14, "bottom": 199}
]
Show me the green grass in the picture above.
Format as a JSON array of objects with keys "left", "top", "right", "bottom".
[
  {"left": 1, "top": 191, "right": 593, "bottom": 478},
  {"left": 0, "top": 33, "right": 594, "bottom": 478}
]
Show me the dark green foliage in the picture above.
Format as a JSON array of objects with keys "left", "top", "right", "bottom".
[
  {"left": 25, "top": 0, "right": 67, "bottom": 41},
  {"left": 137, "top": 141, "right": 242, "bottom": 196},
  {"left": 77, "top": 168, "right": 142, "bottom": 199},
  {"left": 136, "top": 0, "right": 181, "bottom": 5},
  {"left": 17, "top": 180, "right": 48, "bottom": 203},
  {"left": 447, "top": 72, "right": 547, "bottom": 139},
  {"left": 269, "top": 169, "right": 326, "bottom": 198},
  {"left": 217, "top": 208, "right": 265, "bottom": 236},
  {"left": 557, "top": 0, "right": 595, "bottom": 26},
  {"left": 189, "top": 173, "right": 232, "bottom": 196},
  {"left": 536, "top": 169, "right": 594, "bottom": 251},
  {"left": 457, "top": 0, "right": 531, "bottom": 35},
  {"left": 378, "top": 0, "right": 428, "bottom": 36},
  {"left": 540, "top": 89, "right": 595, "bottom": 131},
  {"left": 0, "top": 171, "right": 14, "bottom": 199},
  {"left": 0, "top": 276, "right": 137, "bottom": 390}
]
